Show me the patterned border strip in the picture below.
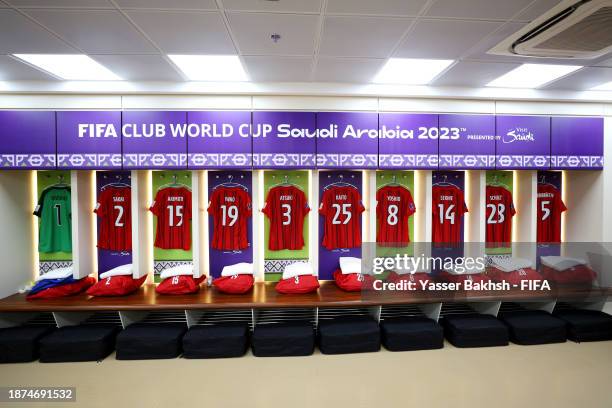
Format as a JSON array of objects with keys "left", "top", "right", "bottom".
[
  {"left": 39, "top": 261, "right": 73, "bottom": 275},
  {"left": 153, "top": 260, "right": 193, "bottom": 275},
  {"left": 550, "top": 155, "right": 603, "bottom": 169},
  {"left": 57, "top": 154, "right": 123, "bottom": 168},
  {"left": 496, "top": 155, "right": 550, "bottom": 169},
  {"left": 316, "top": 154, "right": 378, "bottom": 168},
  {"left": 0, "top": 154, "right": 56, "bottom": 169},
  {"left": 379, "top": 154, "right": 439, "bottom": 168},
  {"left": 264, "top": 259, "right": 308, "bottom": 274},
  {"left": 188, "top": 153, "right": 252, "bottom": 168},
  {"left": 438, "top": 154, "right": 496, "bottom": 168},
  {"left": 123, "top": 153, "right": 187, "bottom": 168},
  {"left": 253, "top": 153, "right": 315, "bottom": 168}
]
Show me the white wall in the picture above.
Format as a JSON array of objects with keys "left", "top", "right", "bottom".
[{"left": 0, "top": 171, "right": 36, "bottom": 298}]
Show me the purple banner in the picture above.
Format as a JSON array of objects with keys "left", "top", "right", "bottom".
[
  {"left": 439, "top": 114, "right": 495, "bottom": 169},
  {"left": 97, "top": 171, "right": 133, "bottom": 275},
  {"left": 253, "top": 111, "right": 316, "bottom": 169},
  {"left": 551, "top": 117, "right": 604, "bottom": 169},
  {"left": 0, "top": 111, "right": 56, "bottom": 169},
  {"left": 57, "top": 111, "right": 122, "bottom": 169},
  {"left": 316, "top": 112, "right": 378, "bottom": 169},
  {"left": 379, "top": 113, "right": 439, "bottom": 169},
  {"left": 122, "top": 111, "right": 187, "bottom": 169},
  {"left": 187, "top": 111, "right": 252, "bottom": 169},
  {"left": 496, "top": 115, "right": 550, "bottom": 169},
  {"left": 208, "top": 170, "right": 253, "bottom": 278},
  {"left": 318, "top": 170, "right": 363, "bottom": 280}
]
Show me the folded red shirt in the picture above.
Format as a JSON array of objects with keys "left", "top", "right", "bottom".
[
  {"left": 213, "top": 274, "right": 255, "bottom": 294},
  {"left": 486, "top": 266, "right": 542, "bottom": 285},
  {"left": 541, "top": 264, "right": 597, "bottom": 284},
  {"left": 275, "top": 275, "right": 320, "bottom": 294},
  {"left": 156, "top": 275, "right": 205, "bottom": 295},
  {"left": 86, "top": 275, "right": 147, "bottom": 297},
  {"left": 27, "top": 276, "right": 95, "bottom": 300},
  {"left": 333, "top": 269, "right": 375, "bottom": 292}
]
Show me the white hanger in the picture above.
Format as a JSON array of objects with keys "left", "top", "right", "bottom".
[
  {"left": 270, "top": 174, "right": 302, "bottom": 190},
  {"left": 324, "top": 173, "right": 357, "bottom": 190},
  {"left": 213, "top": 174, "right": 248, "bottom": 191}
]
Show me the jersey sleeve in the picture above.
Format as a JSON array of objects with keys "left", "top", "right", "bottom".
[
  {"left": 375, "top": 188, "right": 382, "bottom": 219},
  {"left": 319, "top": 190, "right": 330, "bottom": 215},
  {"left": 299, "top": 189, "right": 310, "bottom": 218},
  {"left": 405, "top": 189, "right": 416, "bottom": 216},
  {"left": 94, "top": 189, "right": 107, "bottom": 217},
  {"left": 508, "top": 192, "right": 516, "bottom": 217},
  {"left": 149, "top": 189, "right": 163, "bottom": 216},
  {"left": 185, "top": 189, "right": 193, "bottom": 220},
  {"left": 557, "top": 193, "right": 567, "bottom": 213},
  {"left": 261, "top": 189, "right": 273, "bottom": 218},
  {"left": 33, "top": 188, "right": 48, "bottom": 217},
  {"left": 243, "top": 189, "right": 252, "bottom": 218},
  {"left": 207, "top": 189, "right": 218, "bottom": 216}
]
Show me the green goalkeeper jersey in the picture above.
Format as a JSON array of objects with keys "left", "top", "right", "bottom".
[{"left": 34, "top": 186, "right": 72, "bottom": 253}]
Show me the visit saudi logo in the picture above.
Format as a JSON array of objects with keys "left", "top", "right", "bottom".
[{"left": 503, "top": 127, "right": 535, "bottom": 143}]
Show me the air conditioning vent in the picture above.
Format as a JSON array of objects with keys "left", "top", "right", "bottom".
[{"left": 489, "top": 0, "right": 612, "bottom": 59}]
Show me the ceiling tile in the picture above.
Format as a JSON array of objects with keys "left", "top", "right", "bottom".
[
  {"left": 513, "top": 0, "right": 563, "bottom": 22},
  {"left": 90, "top": 54, "right": 182, "bottom": 80},
  {"left": 115, "top": 0, "right": 217, "bottom": 10},
  {"left": 543, "top": 67, "right": 612, "bottom": 90},
  {"left": 223, "top": 0, "right": 321, "bottom": 13},
  {"left": 243, "top": 56, "right": 312, "bottom": 82},
  {"left": 326, "top": 0, "right": 427, "bottom": 16},
  {"left": 319, "top": 16, "right": 412, "bottom": 58},
  {"left": 128, "top": 10, "right": 235, "bottom": 54},
  {"left": 425, "top": 0, "right": 533, "bottom": 20},
  {"left": 0, "top": 55, "right": 57, "bottom": 80},
  {"left": 0, "top": 9, "right": 76, "bottom": 53},
  {"left": 433, "top": 60, "right": 520, "bottom": 86},
  {"left": 25, "top": 9, "right": 156, "bottom": 53},
  {"left": 395, "top": 19, "right": 500, "bottom": 59},
  {"left": 6, "top": 0, "right": 112, "bottom": 7},
  {"left": 314, "top": 57, "right": 385, "bottom": 82},
  {"left": 228, "top": 12, "right": 319, "bottom": 56}
]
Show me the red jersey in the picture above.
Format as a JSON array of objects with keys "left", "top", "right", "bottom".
[
  {"left": 376, "top": 185, "right": 416, "bottom": 246},
  {"left": 208, "top": 186, "right": 252, "bottom": 251},
  {"left": 485, "top": 185, "right": 516, "bottom": 247},
  {"left": 262, "top": 185, "right": 310, "bottom": 251},
  {"left": 432, "top": 185, "right": 468, "bottom": 244},
  {"left": 95, "top": 186, "right": 132, "bottom": 251},
  {"left": 150, "top": 187, "right": 192, "bottom": 250},
  {"left": 319, "top": 186, "right": 365, "bottom": 250},
  {"left": 537, "top": 184, "right": 566, "bottom": 243}
]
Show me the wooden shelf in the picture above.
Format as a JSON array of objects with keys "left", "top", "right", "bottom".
[{"left": 0, "top": 282, "right": 609, "bottom": 312}]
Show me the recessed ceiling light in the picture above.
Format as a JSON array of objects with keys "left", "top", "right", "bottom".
[
  {"left": 12, "top": 54, "right": 121, "bottom": 80},
  {"left": 168, "top": 55, "right": 248, "bottom": 81},
  {"left": 486, "top": 63, "right": 582, "bottom": 88},
  {"left": 590, "top": 81, "right": 612, "bottom": 91},
  {"left": 373, "top": 58, "right": 454, "bottom": 85}
]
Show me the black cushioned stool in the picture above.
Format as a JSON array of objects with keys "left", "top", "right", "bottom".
[
  {"left": 443, "top": 314, "right": 509, "bottom": 348},
  {"left": 116, "top": 323, "right": 186, "bottom": 360},
  {"left": 553, "top": 309, "right": 612, "bottom": 342},
  {"left": 318, "top": 316, "right": 380, "bottom": 355},
  {"left": 39, "top": 325, "right": 119, "bottom": 363},
  {"left": 183, "top": 323, "right": 249, "bottom": 359},
  {"left": 499, "top": 310, "right": 566, "bottom": 345},
  {"left": 380, "top": 317, "right": 443, "bottom": 352},
  {"left": 0, "top": 325, "right": 55, "bottom": 363},
  {"left": 251, "top": 321, "right": 314, "bottom": 357}
]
